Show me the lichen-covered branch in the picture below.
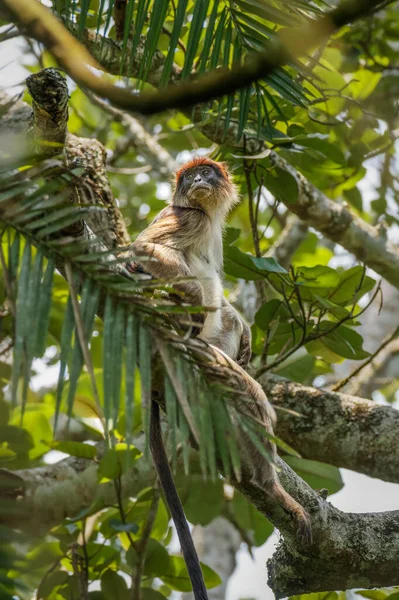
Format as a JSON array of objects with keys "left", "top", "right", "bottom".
[
  {"left": 268, "top": 152, "right": 399, "bottom": 289},
  {"left": 4, "top": 434, "right": 399, "bottom": 596},
  {"left": 0, "top": 436, "right": 153, "bottom": 535},
  {"left": 85, "top": 91, "right": 177, "bottom": 176},
  {"left": 267, "top": 215, "right": 309, "bottom": 269},
  {"left": 261, "top": 373, "right": 399, "bottom": 484},
  {"left": 266, "top": 463, "right": 399, "bottom": 598}
]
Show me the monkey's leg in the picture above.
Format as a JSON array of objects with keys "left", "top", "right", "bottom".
[
  {"left": 149, "top": 401, "right": 209, "bottom": 600},
  {"left": 202, "top": 300, "right": 251, "bottom": 368},
  {"left": 266, "top": 479, "right": 312, "bottom": 545},
  {"left": 238, "top": 413, "right": 312, "bottom": 545}
]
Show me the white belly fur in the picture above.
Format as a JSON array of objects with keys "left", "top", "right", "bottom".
[{"left": 188, "top": 253, "right": 223, "bottom": 340}]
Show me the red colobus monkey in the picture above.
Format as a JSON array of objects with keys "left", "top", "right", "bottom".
[{"left": 131, "top": 158, "right": 311, "bottom": 600}]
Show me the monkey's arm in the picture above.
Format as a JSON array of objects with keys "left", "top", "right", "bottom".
[{"left": 132, "top": 206, "right": 208, "bottom": 305}]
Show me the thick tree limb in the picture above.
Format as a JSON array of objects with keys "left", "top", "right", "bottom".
[
  {"left": 0, "top": 435, "right": 153, "bottom": 535},
  {"left": 267, "top": 152, "right": 399, "bottom": 289},
  {"left": 1, "top": 0, "right": 392, "bottom": 114},
  {"left": 4, "top": 437, "right": 399, "bottom": 597},
  {"left": 262, "top": 373, "right": 399, "bottom": 484}
]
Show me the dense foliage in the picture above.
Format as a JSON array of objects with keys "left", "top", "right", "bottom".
[{"left": 0, "top": 0, "right": 399, "bottom": 598}]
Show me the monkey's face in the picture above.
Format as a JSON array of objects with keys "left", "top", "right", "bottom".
[{"left": 182, "top": 166, "right": 219, "bottom": 201}]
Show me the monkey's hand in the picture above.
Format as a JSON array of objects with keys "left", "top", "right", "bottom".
[
  {"left": 132, "top": 241, "right": 205, "bottom": 305},
  {"left": 236, "top": 320, "right": 252, "bottom": 370}
]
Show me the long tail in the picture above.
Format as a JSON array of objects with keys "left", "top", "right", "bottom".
[{"left": 149, "top": 400, "right": 209, "bottom": 600}]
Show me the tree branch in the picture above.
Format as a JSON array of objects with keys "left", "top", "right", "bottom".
[
  {"left": 0, "top": 436, "right": 152, "bottom": 534},
  {"left": 1, "top": 0, "right": 392, "bottom": 114},
  {"left": 84, "top": 91, "right": 177, "bottom": 176},
  {"left": 261, "top": 373, "right": 399, "bottom": 484},
  {"left": 39, "top": 16, "right": 399, "bottom": 292},
  {"left": 5, "top": 436, "right": 399, "bottom": 597}
]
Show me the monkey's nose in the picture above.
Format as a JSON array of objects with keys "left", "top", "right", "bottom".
[{"left": 194, "top": 175, "right": 203, "bottom": 183}]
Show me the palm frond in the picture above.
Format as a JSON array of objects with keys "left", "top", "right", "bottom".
[
  {"left": 56, "top": 0, "right": 335, "bottom": 140},
  {"left": 0, "top": 155, "right": 274, "bottom": 479}
]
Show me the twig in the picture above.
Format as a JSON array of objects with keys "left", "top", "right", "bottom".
[
  {"left": 332, "top": 324, "right": 399, "bottom": 392},
  {"left": 0, "top": 233, "right": 16, "bottom": 317},
  {"left": 131, "top": 486, "right": 161, "bottom": 600},
  {"left": 70, "top": 543, "right": 89, "bottom": 600},
  {"left": 255, "top": 279, "right": 382, "bottom": 378}
]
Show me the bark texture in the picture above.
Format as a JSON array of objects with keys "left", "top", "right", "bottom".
[{"left": 262, "top": 374, "right": 399, "bottom": 483}]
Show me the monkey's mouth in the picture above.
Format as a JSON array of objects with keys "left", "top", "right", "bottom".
[{"left": 189, "top": 184, "right": 212, "bottom": 199}]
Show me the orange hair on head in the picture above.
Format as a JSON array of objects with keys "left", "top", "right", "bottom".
[{"left": 175, "top": 157, "right": 229, "bottom": 184}]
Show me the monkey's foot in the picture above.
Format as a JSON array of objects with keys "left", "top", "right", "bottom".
[{"left": 296, "top": 511, "right": 312, "bottom": 546}]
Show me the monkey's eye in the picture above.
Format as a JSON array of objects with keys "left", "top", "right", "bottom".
[
  {"left": 202, "top": 168, "right": 211, "bottom": 176},
  {"left": 186, "top": 172, "right": 194, "bottom": 180}
]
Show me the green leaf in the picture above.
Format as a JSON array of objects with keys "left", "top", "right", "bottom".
[
  {"left": 11, "top": 241, "right": 31, "bottom": 407},
  {"left": 209, "top": 394, "right": 231, "bottom": 480},
  {"left": 55, "top": 293, "right": 74, "bottom": 428},
  {"left": 296, "top": 265, "right": 341, "bottom": 289},
  {"left": 143, "top": 539, "right": 171, "bottom": 577},
  {"left": 322, "top": 325, "right": 369, "bottom": 360},
  {"left": 255, "top": 299, "right": 290, "bottom": 329},
  {"left": 181, "top": 0, "right": 210, "bottom": 78},
  {"left": 199, "top": 386, "right": 217, "bottom": 480},
  {"left": 224, "top": 227, "right": 241, "bottom": 246},
  {"left": 98, "top": 449, "right": 120, "bottom": 481},
  {"left": 250, "top": 256, "right": 288, "bottom": 275},
  {"left": 108, "top": 519, "right": 139, "bottom": 533},
  {"left": 209, "top": 8, "right": 227, "bottom": 71},
  {"left": 66, "top": 277, "right": 99, "bottom": 422},
  {"left": 198, "top": 0, "right": 219, "bottom": 73},
  {"left": 161, "top": 0, "right": 189, "bottom": 85},
  {"left": 101, "top": 569, "right": 129, "bottom": 600},
  {"left": 111, "top": 303, "right": 125, "bottom": 423},
  {"left": 355, "top": 593, "right": 389, "bottom": 600},
  {"left": 35, "top": 257, "right": 55, "bottom": 356},
  {"left": 125, "top": 313, "right": 138, "bottom": 440},
  {"left": 224, "top": 246, "right": 266, "bottom": 280},
  {"left": 103, "top": 294, "right": 115, "bottom": 428},
  {"left": 0, "top": 448, "right": 17, "bottom": 461},
  {"left": 284, "top": 457, "right": 344, "bottom": 495},
  {"left": 142, "top": 0, "right": 170, "bottom": 81},
  {"left": 164, "top": 372, "right": 177, "bottom": 472},
  {"left": 37, "top": 571, "right": 69, "bottom": 599},
  {"left": 139, "top": 322, "right": 152, "bottom": 459},
  {"left": 330, "top": 266, "right": 375, "bottom": 305},
  {"left": 129, "top": 0, "right": 151, "bottom": 77},
  {"left": 141, "top": 590, "right": 168, "bottom": 600},
  {"left": 65, "top": 497, "right": 106, "bottom": 523},
  {"left": 178, "top": 475, "right": 223, "bottom": 526},
  {"left": 48, "top": 441, "right": 96, "bottom": 459},
  {"left": 231, "top": 490, "right": 274, "bottom": 546},
  {"left": 263, "top": 167, "right": 298, "bottom": 203},
  {"left": 161, "top": 556, "right": 221, "bottom": 591}
]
